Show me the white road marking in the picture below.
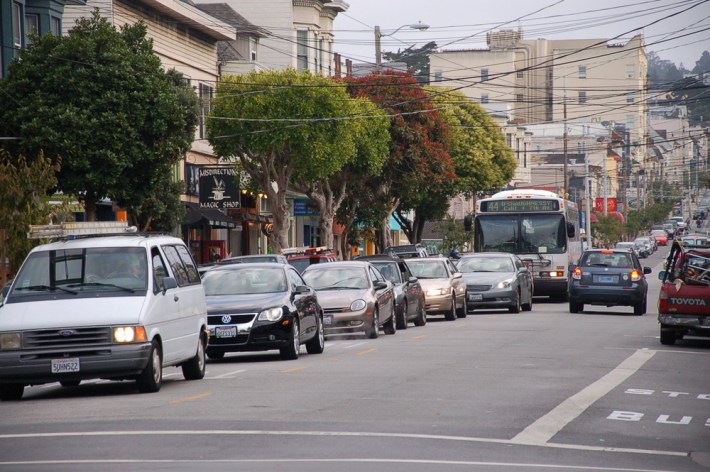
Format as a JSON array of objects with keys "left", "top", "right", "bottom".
[
  {"left": 0, "top": 429, "right": 686, "bottom": 457},
  {"left": 512, "top": 348, "right": 656, "bottom": 445},
  {"left": 212, "top": 369, "right": 246, "bottom": 379},
  {"left": 0, "top": 458, "right": 685, "bottom": 471},
  {"left": 343, "top": 342, "right": 368, "bottom": 349}
]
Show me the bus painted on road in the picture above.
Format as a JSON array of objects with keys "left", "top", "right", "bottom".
[{"left": 473, "top": 189, "right": 581, "bottom": 299}]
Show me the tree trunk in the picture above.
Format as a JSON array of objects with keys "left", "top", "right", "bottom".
[
  {"left": 84, "top": 197, "right": 97, "bottom": 222},
  {"left": 268, "top": 184, "right": 290, "bottom": 254}
]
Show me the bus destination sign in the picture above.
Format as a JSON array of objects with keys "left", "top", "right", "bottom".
[{"left": 481, "top": 199, "right": 560, "bottom": 213}]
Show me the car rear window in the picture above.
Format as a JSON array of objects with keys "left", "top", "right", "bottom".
[{"left": 582, "top": 252, "right": 633, "bottom": 268}]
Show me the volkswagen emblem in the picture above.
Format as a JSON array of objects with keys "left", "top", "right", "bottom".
[
  {"left": 58, "top": 329, "right": 76, "bottom": 337},
  {"left": 221, "top": 315, "right": 232, "bottom": 324}
]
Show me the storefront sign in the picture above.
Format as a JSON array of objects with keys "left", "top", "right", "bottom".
[
  {"left": 198, "top": 167, "right": 240, "bottom": 209},
  {"left": 293, "top": 199, "right": 319, "bottom": 216}
]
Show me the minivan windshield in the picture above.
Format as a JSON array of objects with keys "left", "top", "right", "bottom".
[{"left": 9, "top": 247, "right": 148, "bottom": 300}]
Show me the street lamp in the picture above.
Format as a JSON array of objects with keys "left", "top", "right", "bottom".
[{"left": 374, "top": 21, "right": 429, "bottom": 67}]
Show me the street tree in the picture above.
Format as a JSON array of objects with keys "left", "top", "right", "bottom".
[
  {"left": 293, "top": 97, "right": 390, "bottom": 251},
  {"left": 0, "top": 151, "right": 58, "bottom": 283},
  {"left": 207, "top": 69, "right": 362, "bottom": 253},
  {"left": 344, "top": 71, "right": 456, "bottom": 251},
  {"left": 382, "top": 41, "right": 438, "bottom": 85},
  {"left": 394, "top": 88, "right": 516, "bottom": 243},
  {"left": 0, "top": 11, "right": 198, "bottom": 222}
]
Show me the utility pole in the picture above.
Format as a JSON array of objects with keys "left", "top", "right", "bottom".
[
  {"left": 563, "top": 80, "right": 568, "bottom": 201},
  {"left": 584, "top": 145, "right": 592, "bottom": 250}
]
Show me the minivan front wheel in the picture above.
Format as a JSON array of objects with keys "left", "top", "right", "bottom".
[
  {"left": 0, "top": 384, "right": 24, "bottom": 401},
  {"left": 137, "top": 340, "right": 162, "bottom": 393},
  {"left": 182, "top": 333, "right": 206, "bottom": 380}
]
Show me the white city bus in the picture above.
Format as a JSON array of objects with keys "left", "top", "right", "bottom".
[{"left": 473, "top": 189, "right": 581, "bottom": 300}]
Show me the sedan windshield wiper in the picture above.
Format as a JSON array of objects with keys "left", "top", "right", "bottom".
[
  {"left": 13, "top": 284, "right": 78, "bottom": 295},
  {"left": 66, "top": 282, "right": 136, "bottom": 293}
]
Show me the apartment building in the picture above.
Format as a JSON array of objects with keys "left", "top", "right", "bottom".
[{"left": 208, "top": 0, "right": 349, "bottom": 76}]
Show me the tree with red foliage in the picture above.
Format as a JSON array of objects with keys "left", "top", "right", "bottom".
[{"left": 343, "top": 71, "right": 456, "bottom": 250}]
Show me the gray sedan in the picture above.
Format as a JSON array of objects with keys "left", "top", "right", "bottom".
[{"left": 456, "top": 253, "right": 534, "bottom": 313}]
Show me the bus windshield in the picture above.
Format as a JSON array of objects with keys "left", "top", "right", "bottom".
[{"left": 474, "top": 214, "right": 567, "bottom": 254}]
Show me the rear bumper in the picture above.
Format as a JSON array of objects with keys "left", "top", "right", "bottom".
[
  {"left": 533, "top": 278, "right": 567, "bottom": 296},
  {"left": 569, "top": 285, "right": 645, "bottom": 306},
  {"left": 658, "top": 314, "right": 710, "bottom": 330}
]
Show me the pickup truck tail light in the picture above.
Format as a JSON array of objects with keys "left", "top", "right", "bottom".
[
  {"left": 572, "top": 267, "right": 582, "bottom": 280},
  {"left": 630, "top": 270, "right": 642, "bottom": 282},
  {"left": 658, "top": 287, "right": 668, "bottom": 313}
]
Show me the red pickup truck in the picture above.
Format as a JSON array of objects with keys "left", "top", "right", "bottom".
[{"left": 657, "top": 240, "right": 710, "bottom": 345}]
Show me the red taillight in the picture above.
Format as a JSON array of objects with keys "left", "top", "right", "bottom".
[
  {"left": 658, "top": 288, "right": 668, "bottom": 313},
  {"left": 630, "top": 270, "right": 641, "bottom": 282},
  {"left": 572, "top": 267, "right": 582, "bottom": 280}
]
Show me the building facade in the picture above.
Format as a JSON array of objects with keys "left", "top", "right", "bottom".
[{"left": 204, "top": 0, "right": 348, "bottom": 76}]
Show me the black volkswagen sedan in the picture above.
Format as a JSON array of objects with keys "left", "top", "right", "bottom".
[
  {"left": 201, "top": 263, "right": 325, "bottom": 360},
  {"left": 568, "top": 249, "right": 651, "bottom": 315}
]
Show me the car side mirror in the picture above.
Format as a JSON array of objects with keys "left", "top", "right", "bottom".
[
  {"left": 408, "top": 276, "right": 418, "bottom": 284},
  {"left": 643, "top": 267, "right": 652, "bottom": 275},
  {"left": 567, "top": 222, "right": 576, "bottom": 238},
  {"left": 293, "top": 285, "right": 310, "bottom": 295},
  {"left": 453, "top": 272, "right": 463, "bottom": 279},
  {"left": 162, "top": 276, "right": 178, "bottom": 293},
  {"left": 374, "top": 281, "right": 388, "bottom": 290}
]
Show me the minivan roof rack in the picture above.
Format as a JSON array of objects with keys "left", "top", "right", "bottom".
[{"left": 28, "top": 221, "right": 139, "bottom": 240}]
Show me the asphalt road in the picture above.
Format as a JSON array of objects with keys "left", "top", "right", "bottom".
[{"left": 1, "top": 245, "right": 709, "bottom": 472}]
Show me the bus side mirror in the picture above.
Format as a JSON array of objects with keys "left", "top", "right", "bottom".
[
  {"left": 567, "top": 222, "right": 576, "bottom": 238},
  {"left": 463, "top": 215, "right": 472, "bottom": 232}
]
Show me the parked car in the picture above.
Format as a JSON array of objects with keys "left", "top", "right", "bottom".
[
  {"left": 670, "top": 216, "right": 686, "bottom": 234},
  {"left": 663, "top": 222, "right": 676, "bottom": 239},
  {"left": 286, "top": 246, "right": 338, "bottom": 273},
  {"left": 384, "top": 244, "right": 429, "bottom": 259},
  {"left": 201, "top": 263, "right": 324, "bottom": 360},
  {"left": 403, "top": 257, "right": 466, "bottom": 320},
  {"left": 680, "top": 234, "right": 710, "bottom": 247},
  {"left": 633, "top": 238, "right": 652, "bottom": 258},
  {"left": 657, "top": 240, "right": 710, "bottom": 345},
  {"left": 356, "top": 255, "right": 427, "bottom": 329},
  {"left": 217, "top": 254, "right": 289, "bottom": 265},
  {"left": 456, "top": 252, "right": 534, "bottom": 313},
  {"left": 651, "top": 229, "right": 669, "bottom": 246},
  {"left": 302, "top": 261, "right": 396, "bottom": 338},
  {"left": 643, "top": 235, "right": 658, "bottom": 253},
  {"left": 568, "top": 248, "right": 651, "bottom": 315},
  {"left": 0, "top": 232, "right": 208, "bottom": 401},
  {"left": 615, "top": 241, "right": 642, "bottom": 258}
]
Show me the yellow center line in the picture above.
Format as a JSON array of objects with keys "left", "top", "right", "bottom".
[
  {"left": 171, "top": 393, "right": 211, "bottom": 404},
  {"left": 281, "top": 366, "right": 307, "bottom": 374},
  {"left": 412, "top": 335, "right": 428, "bottom": 340},
  {"left": 357, "top": 348, "right": 377, "bottom": 356}
]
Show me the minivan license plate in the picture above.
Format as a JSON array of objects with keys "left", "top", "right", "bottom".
[
  {"left": 215, "top": 327, "right": 237, "bottom": 338},
  {"left": 51, "top": 358, "right": 80, "bottom": 374}
]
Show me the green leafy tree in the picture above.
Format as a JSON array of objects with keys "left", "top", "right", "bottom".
[
  {"left": 208, "top": 69, "right": 364, "bottom": 253},
  {"left": 591, "top": 215, "right": 625, "bottom": 247},
  {"left": 0, "top": 151, "right": 58, "bottom": 282},
  {"left": 294, "top": 97, "right": 390, "bottom": 251},
  {"left": 394, "top": 88, "right": 517, "bottom": 243},
  {"left": 382, "top": 41, "right": 438, "bottom": 85},
  {"left": 0, "top": 11, "right": 198, "bottom": 223},
  {"left": 344, "top": 71, "right": 456, "bottom": 251}
]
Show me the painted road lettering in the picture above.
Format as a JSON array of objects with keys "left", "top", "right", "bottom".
[
  {"left": 624, "top": 388, "right": 710, "bottom": 399},
  {"left": 608, "top": 411, "right": 707, "bottom": 426}
]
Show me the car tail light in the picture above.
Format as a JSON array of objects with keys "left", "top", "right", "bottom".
[
  {"left": 630, "top": 270, "right": 642, "bottom": 282},
  {"left": 572, "top": 267, "right": 582, "bottom": 280}
]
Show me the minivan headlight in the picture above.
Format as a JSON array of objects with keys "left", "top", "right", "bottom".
[
  {"left": 258, "top": 307, "right": 283, "bottom": 322},
  {"left": 0, "top": 332, "right": 21, "bottom": 350},
  {"left": 113, "top": 326, "right": 148, "bottom": 343}
]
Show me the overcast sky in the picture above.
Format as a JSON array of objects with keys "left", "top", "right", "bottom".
[{"left": 332, "top": 0, "right": 710, "bottom": 70}]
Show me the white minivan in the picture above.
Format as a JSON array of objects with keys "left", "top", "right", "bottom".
[{"left": 0, "top": 233, "right": 208, "bottom": 400}]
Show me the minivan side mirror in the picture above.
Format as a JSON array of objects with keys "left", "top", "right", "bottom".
[{"left": 162, "top": 277, "right": 178, "bottom": 293}]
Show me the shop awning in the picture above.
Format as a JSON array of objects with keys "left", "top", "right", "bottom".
[{"left": 183, "top": 203, "right": 237, "bottom": 229}]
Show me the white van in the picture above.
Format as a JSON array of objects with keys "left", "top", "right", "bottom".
[{"left": 0, "top": 232, "right": 208, "bottom": 400}]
